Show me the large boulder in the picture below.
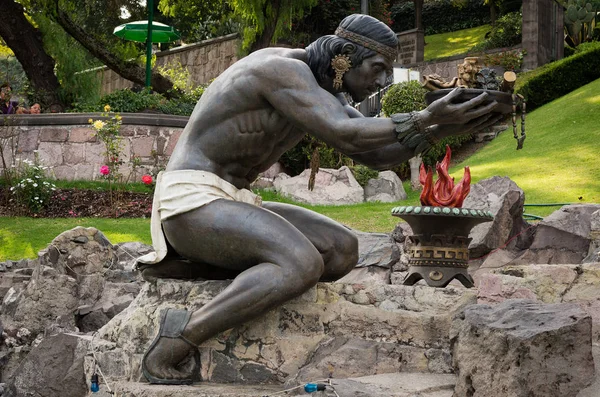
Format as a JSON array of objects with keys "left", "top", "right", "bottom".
[
  {"left": 93, "top": 280, "right": 476, "bottom": 384},
  {"left": 0, "top": 227, "right": 141, "bottom": 381},
  {"left": 584, "top": 209, "right": 600, "bottom": 263},
  {"left": 337, "top": 231, "right": 401, "bottom": 284},
  {"left": 4, "top": 333, "right": 90, "bottom": 397},
  {"left": 364, "top": 171, "right": 407, "bottom": 203},
  {"left": 476, "top": 263, "right": 600, "bottom": 338},
  {"left": 451, "top": 299, "right": 594, "bottom": 397},
  {"left": 273, "top": 166, "right": 364, "bottom": 205},
  {"left": 462, "top": 176, "right": 532, "bottom": 258},
  {"left": 512, "top": 204, "right": 600, "bottom": 265}
]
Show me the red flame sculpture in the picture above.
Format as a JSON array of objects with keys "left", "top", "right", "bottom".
[{"left": 419, "top": 145, "right": 471, "bottom": 208}]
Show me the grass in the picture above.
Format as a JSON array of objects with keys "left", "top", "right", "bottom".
[
  {"left": 424, "top": 25, "right": 490, "bottom": 61},
  {"left": 0, "top": 185, "right": 421, "bottom": 262},
  {"left": 0, "top": 217, "right": 151, "bottom": 261},
  {"left": 53, "top": 179, "right": 153, "bottom": 193},
  {"left": 450, "top": 77, "right": 600, "bottom": 218}
]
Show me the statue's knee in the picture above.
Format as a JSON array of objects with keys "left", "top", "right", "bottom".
[
  {"left": 339, "top": 231, "right": 359, "bottom": 263},
  {"left": 292, "top": 255, "right": 324, "bottom": 287}
]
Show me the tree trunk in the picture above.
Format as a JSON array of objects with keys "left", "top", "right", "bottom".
[
  {"left": 414, "top": 0, "right": 424, "bottom": 31},
  {"left": 489, "top": 3, "right": 497, "bottom": 25},
  {"left": 0, "top": 0, "right": 64, "bottom": 110},
  {"left": 249, "top": 0, "right": 282, "bottom": 52},
  {"left": 409, "top": 155, "right": 423, "bottom": 191},
  {"left": 54, "top": 3, "right": 174, "bottom": 94}
]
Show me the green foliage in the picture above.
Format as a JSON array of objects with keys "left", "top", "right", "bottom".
[
  {"left": 482, "top": 49, "right": 526, "bottom": 71},
  {"left": 89, "top": 107, "right": 125, "bottom": 196},
  {"left": 352, "top": 164, "right": 379, "bottom": 187},
  {"left": 515, "top": 41, "right": 600, "bottom": 111},
  {"left": 381, "top": 81, "right": 428, "bottom": 116},
  {"left": 391, "top": 0, "right": 491, "bottom": 35},
  {"left": 563, "top": 0, "right": 597, "bottom": 47},
  {"left": 73, "top": 85, "right": 205, "bottom": 116},
  {"left": 10, "top": 155, "right": 57, "bottom": 213},
  {"left": 286, "top": 0, "right": 391, "bottom": 47},
  {"left": 34, "top": 14, "right": 102, "bottom": 106},
  {"left": 279, "top": 135, "right": 349, "bottom": 176},
  {"left": 0, "top": 56, "right": 27, "bottom": 98},
  {"left": 230, "top": 0, "right": 318, "bottom": 51},
  {"left": 158, "top": 0, "right": 238, "bottom": 42},
  {"left": 469, "top": 11, "right": 522, "bottom": 53},
  {"left": 381, "top": 81, "right": 471, "bottom": 168}
]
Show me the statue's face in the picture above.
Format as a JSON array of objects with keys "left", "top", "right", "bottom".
[{"left": 343, "top": 53, "right": 392, "bottom": 102}]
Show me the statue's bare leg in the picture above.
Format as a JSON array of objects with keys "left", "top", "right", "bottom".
[
  {"left": 262, "top": 202, "right": 359, "bottom": 281},
  {"left": 142, "top": 199, "right": 328, "bottom": 382}
]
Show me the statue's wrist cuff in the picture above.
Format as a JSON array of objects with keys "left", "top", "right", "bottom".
[{"left": 392, "top": 112, "right": 437, "bottom": 155}]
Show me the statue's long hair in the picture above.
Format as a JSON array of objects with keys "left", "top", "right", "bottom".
[{"left": 305, "top": 14, "right": 397, "bottom": 85}]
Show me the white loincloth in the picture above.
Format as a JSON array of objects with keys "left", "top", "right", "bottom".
[{"left": 136, "top": 170, "right": 262, "bottom": 266}]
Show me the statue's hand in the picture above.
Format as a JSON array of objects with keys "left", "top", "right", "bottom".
[
  {"left": 421, "top": 88, "right": 499, "bottom": 126},
  {"left": 428, "top": 113, "right": 505, "bottom": 141}
]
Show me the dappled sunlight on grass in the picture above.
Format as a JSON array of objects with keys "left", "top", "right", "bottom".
[
  {"left": 104, "top": 232, "right": 150, "bottom": 245},
  {"left": 585, "top": 95, "right": 600, "bottom": 104},
  {"left": 0, "top": 229, "right": 37, "bottom": 260},
  {"left": 425, "top": 25, "right": 490, "bottom": 61}
]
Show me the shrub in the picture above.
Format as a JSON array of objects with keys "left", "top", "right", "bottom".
[
  {"left": 381, "top": 81, "right": 428, "bottom": 117},
  {"left": 72, "top": 85, "right": 205, "bottom": 116},
  {"left": 482, "top": 49, "right": 526, "bottom": 71},
  {"left": 469, "top": 11, "right": 522, "bottom": 53},
  {"left": 10, "top": 154, "right": 56, "bottom": 213},
  {"left": 352, "top": 164, "right": 379, "bottom": 187},
  {"left": 515, "top": 41, "right": 600, "bottom": 111}
]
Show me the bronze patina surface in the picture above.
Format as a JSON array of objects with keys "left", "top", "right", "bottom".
[{"left": 392, "top": 205, "right": 493, "bottom": 288}]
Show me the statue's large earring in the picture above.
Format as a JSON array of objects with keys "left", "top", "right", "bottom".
[{"left": 331, "top": 54, "right": 352, "bottom": 90}]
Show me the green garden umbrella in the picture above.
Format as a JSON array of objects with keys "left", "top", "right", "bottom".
[
  {"left": 113, "top": 21, "right": 180, "bottom": 44},
  {"left": 113, "top": 0, "right": 180, "bottom": 88}
]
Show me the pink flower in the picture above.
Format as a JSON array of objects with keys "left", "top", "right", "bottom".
[
  {"left": 142, "top": 175, "right": 153, "bottom": 185},
  {"left": 100, "top": 165, "right": 110, "bottom": 175}
]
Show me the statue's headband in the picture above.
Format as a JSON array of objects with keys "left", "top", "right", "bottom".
[{"left": 334, "top": 27, "right": 397, "bottom": 61}]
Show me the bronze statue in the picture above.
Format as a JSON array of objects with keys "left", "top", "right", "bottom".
[{"left": 136, "top": 14, "right": 500, "bottom": 384}]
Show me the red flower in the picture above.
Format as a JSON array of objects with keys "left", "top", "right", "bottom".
[{"left": 142, "top": 175, "right": 153, "bottom": 185}]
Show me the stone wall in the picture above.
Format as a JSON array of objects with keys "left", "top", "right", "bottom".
[
  {"left": 0, "top": 113, "right": 187, "bottom": 181},
  {"left": 97, "top": 34, "right": 240, "bottom": 95}
]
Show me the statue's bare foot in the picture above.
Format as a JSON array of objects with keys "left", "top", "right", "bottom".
[
  {"left": 142, "top": 334, "right": 199, "bottom": 384},
  {"left": 142, "top": 308, "right": 200, "bottom": 384}
]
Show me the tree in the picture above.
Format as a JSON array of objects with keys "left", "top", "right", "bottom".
[
  {"left": 228, "top": 0, "right": 318, "bottom": 52},
  {"left": 158, "top": 0, "right": 237, "bottom": 43},
  {"left": 0, "top": 0, "right": 176, "bottom": 109},
  {"left": 0, "top": 0, "right": 64, "bottom": 109},
  {"left": 39, "top": 0, "right": 175, "bottom": 94}
]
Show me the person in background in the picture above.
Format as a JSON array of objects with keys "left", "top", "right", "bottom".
[
  {"left": 30, "top": 103, "right": 41, "bottom": 114},
  {"left": 15, "top": 103, "right": 42, "bottom": 114},
  {"left": 1, "top": 83, "right": 19, "bottom": 115}
]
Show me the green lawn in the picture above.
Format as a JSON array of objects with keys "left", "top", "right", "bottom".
[
  {"left": 0, "top": 217, "right": 152, "bottom": 261},
  {"left": 0, "top": 185, "right": 421, "bottom": 262},
  {"left": 424, "top": 25, "right": 490, "bottom": 61},
  {"left": 450, "top": 77, "right": 600, "bottom": 217}
]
